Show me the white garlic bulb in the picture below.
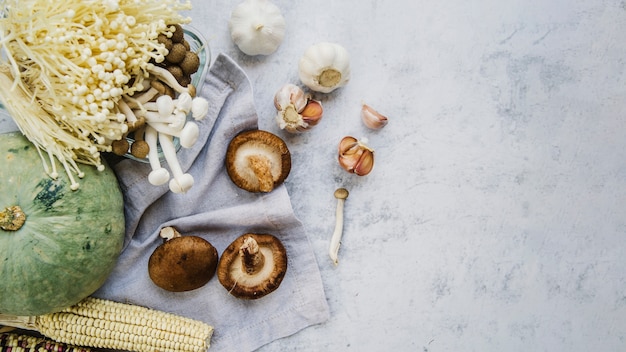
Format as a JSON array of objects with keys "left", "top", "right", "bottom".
[
  {"left": 298, "top": 42, "right": 351, "bottom": 93},
  {"left": 228, "top": 0, "right": 286, "bottom": 56}
]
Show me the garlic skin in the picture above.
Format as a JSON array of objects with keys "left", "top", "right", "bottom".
[
  {"left": 229, "top": 0, "right": 286, "bottom": 56},
  {"left": 274, "top": 83, "right": 323, "bottom": 133},
  {"left": 338, "top": 136, "right": 374, "bottom": 176},
  {"left": 361, "top": 103, "right": 388, "bottom": 130},
  {"left": 298, "top": 42, "right": 351, "bottom": 93}
]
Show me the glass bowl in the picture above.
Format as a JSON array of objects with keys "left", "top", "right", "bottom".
[{"left": 124, "top": 25, "right": 211, "bottom": 162}]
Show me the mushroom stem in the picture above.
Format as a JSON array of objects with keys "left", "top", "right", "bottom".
[
  {"left": 159, "top": 132, "right": 194, "bottom": 193},
  {"left": 247, "top": 155, "right": 274, "bottom": 192},
  {"left": 159, "top": 226, "right": 182, "bottom": 241},
  {"left": 141, "top": 110, "right": 186, "bottom": 130},
  {"left": 240, "top": 236, "right": 265, "bottom": 275},
  {"left": 329, "top": 188, "right": 349, "bottom": 266},
  {"left": 145, "top": 125, "right": 170, "bottom": 186}
]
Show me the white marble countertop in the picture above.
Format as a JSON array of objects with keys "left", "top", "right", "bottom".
[
  {"left": 183, "top": 0, "right": 626, "bottom": 351},
  {"left": 1, "top": 0, "right": 623, "bottom": 351}
]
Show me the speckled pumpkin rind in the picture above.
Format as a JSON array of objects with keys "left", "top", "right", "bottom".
[
  {"left": 225, "top": 129, "right": 291, "bottom": 192},
  {"left": 0, "top": 132, "right": 125, "bottom": 316}
]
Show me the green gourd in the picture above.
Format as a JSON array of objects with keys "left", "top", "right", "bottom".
[{"left": 0, "top": 132, "right": 125, "bottom": 316}]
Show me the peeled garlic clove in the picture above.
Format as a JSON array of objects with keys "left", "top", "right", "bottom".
[
  {"left": 274, "top": 84, "right": 323, "bottom": 133},
  {"left": 361, "top": 103, "right": 388, "bottom": 130},
  {"left": 338, "top": 136, "right": 375, "bottom": 176}
]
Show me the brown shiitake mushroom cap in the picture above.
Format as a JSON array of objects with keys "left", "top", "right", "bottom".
[
  {"left": 217, "top": 233, "right": 288, "bottom": 299},
  {"left": 148, "top": 235, "right": 219, "bottom": 292},
  {"left": 225, "top": 130, "right": 291, "bottom": 193}
]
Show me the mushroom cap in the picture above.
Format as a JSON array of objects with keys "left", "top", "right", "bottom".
[
  {"left": 148, "top": 236, "right": 219, "bottom": 292},
  {"left": 217, "top": 233, "right": 288, "bottom": 299},
  {"left": 225, "top": 130, "right": 291, "bottom": 193}
]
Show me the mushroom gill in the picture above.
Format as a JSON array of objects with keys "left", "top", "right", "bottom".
[
  {"left": 217, "top": 233, "right": 288, "bottom": 299},
  {"left": 225, "top": 130, "right": 291, "bottom": 193}
]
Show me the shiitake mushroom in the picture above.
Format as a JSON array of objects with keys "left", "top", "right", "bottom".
[
  {"left": 225, "top": 130, "right": 291, "bottom": 193},
  {"left": 217, "top": 233, "right": 288, "bottom": 299},
  {"left": 148, "top": 227, "right": 218, "bottom": 292}
]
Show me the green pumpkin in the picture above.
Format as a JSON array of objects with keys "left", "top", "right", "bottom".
[{"left": 0, "top": 132, "right": 125, "bottom": 316}]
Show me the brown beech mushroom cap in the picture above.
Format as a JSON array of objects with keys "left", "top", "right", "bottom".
[
  {"left": 180, "top": 51, "right": 200, "bottom": 76},
  {"left": 217, "top": 233, "right": 288, "bottom": 299},
  {"left": 148, "top": 227, "right": 219, "bottom": 292},
  {"left": 225, "top": 130, "right": 291, "bottom": 193},
  {"left": 165, "top": 42, "right": 187, "bottom": 64}
]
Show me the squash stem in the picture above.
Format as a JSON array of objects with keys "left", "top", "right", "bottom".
[{"left": 0, "top": 205, "right": 26, "bottom": 231}]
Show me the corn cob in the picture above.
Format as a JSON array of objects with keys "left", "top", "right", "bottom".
[
  {"left": 0, "top": 331, "right": 93, "bottom": 351},
  {"left": 0, "top": 297, "right": 213, "bottom": 352}
]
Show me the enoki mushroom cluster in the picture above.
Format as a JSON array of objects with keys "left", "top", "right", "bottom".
[{"left": 0, "top": 0, "right": 194, "bottom": 189}]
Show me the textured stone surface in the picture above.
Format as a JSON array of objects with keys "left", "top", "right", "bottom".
[{"left": 3, "top": 0, "right": 625, "bottom": 350}]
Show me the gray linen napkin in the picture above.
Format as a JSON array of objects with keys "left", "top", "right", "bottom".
[{"left": 94, "top": 53, "right": 330, "bottom": 352}]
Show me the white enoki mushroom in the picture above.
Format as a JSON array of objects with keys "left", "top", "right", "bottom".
[{"left": 329, "top": 188, "right": 349, "bottom": 266}]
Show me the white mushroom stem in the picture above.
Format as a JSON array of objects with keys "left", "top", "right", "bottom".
[
  {"left": 149, "top": 121, "right": 199, "bottom": 148},
  {"left": 159, "top": 226, "right": 182, "bottom": 241},
  {"left": 117, "top": 98, "right": 138, "bottom": 125},
  {"left": 329, "top": 188, "right": 349, "bottom": 266},
  {"left": 141, "top": 111, "right": 187, "bottom": 130},
  {"left": 144, "top": 125, "right": 170, "bottom": 186},
  {"left": 125, "top": 79, "right": 160, "bottom": 105},
  {"left": 159, "top": 132, "right": 194, "bottom": 193},
  {"left": 240, "top": 236, "right": 265, "bottom": 274}
]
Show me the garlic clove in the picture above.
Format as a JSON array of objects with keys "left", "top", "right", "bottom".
[
  {"left": 361, "top": 103, "right": 388, "bottom": 130},
  {"left": 338, "top": 136, "right": 375, "bottom": 176},
  {"left": 300, "top": 99, "right": 323, "bottom": 127}
]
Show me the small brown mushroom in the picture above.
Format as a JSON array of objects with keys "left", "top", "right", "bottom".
[
  {"left": 180, "top": 51, "right": 200, "bottom": 76},
  {"left": 157, "top": 33, "right": 173, "bottom": 51},
  {"left": 169, "top": 24, "right": 185, "bottom": 43},
  {"left": 110, "top": 137, "right": 130, "bottom": 156},
  {"left": 148, "top": 227, "right": 219, "bottom": 292},
  {"left": 165, "top": 43, "right": 187, "bottom": 64},
  {"left": 225, "top": 130, "right": 291, "bottom": 193},
  {"left": 130, "top": 125, "right": 150, "bottom": 159},
  {"left": 217, "top": 233, "right": 288, "bottom": 299}
]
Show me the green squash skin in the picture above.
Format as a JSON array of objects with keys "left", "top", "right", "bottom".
[{"left": 0, "top": 132, "right": 125, "bottom": 316}]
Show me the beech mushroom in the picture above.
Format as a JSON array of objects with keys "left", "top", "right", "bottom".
[
  {"left": 148, "top": 227, "right": 219, "bottom": 292},
  {"left": 225, "top": 130, "right": 291, "bottom": 192},
  {"left": 329, "top": 188, "right": 349, "bottom": 266},
  {"left": 145, "top": 125, "right": 170, "bottom": 186},
  {"left": 130, "top": 126, "right": 149, "bottom": 159},
  {"left": 217, "top": 233, "right": 288, "bottom": 299}
]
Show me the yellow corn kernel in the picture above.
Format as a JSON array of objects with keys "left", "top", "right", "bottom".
[{"left": 0, "top": 297, "right": 213, "bottom": 352}]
